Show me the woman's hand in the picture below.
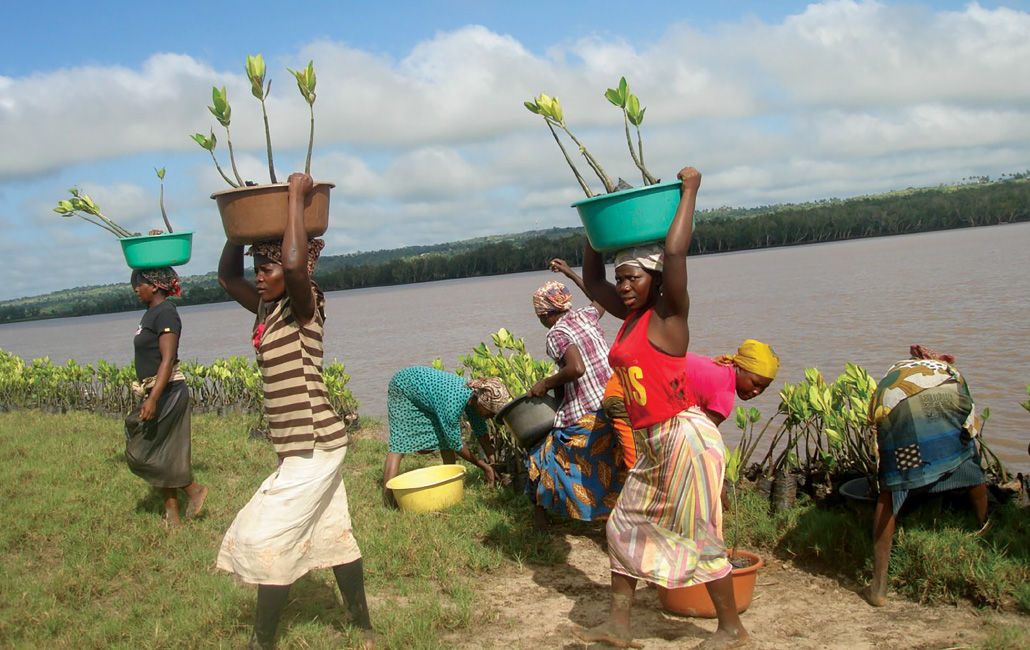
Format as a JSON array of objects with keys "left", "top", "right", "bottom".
[
  {"left": 139, "top": 394, "right": 159, "bottom": 421},
  {"left": 528, "top": 378, "right": 549, "bottom": 398},
  {"left": 479, "top": 460, "right": 497, "bottom": 489},
  {"left": 288, "top": 172, "right": 314, "bottom": 198},
  {"left": 677, "top": 166, "right": 701, "bottom": 192},
  {"left": 550, "top": 258, "right": 573, "bottom": 277}
]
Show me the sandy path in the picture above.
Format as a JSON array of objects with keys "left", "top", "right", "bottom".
[{"left": 445, "top": 526, "right": 1027, "bottom": 649}]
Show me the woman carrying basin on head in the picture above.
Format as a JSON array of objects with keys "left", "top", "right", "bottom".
[
  {"left": 125, "top": 265, "right": 208, "bottom": 528},
  {"left": 576, "top": 167, "right": 747, "bottom": 650},
  {"left": 216, "top": 172, "right": 373, "bottom": 650}
]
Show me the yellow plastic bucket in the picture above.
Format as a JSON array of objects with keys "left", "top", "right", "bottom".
[{"left": 385, "top": 464, "right": 466, "bottom": 513}]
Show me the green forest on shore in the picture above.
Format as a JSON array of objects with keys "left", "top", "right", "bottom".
[{"left": 2, "top": 177, "right": 1028, "bottom": 324}]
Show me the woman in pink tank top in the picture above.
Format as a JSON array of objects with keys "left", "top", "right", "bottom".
[{"left": 575, "top": 167, "right": 748, "bottom": 650}]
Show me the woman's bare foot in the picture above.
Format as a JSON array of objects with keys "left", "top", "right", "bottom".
[
  {"left": 164, "top": 510, "right": 182, "bottom": 529},
  {"left": 572, "top": 622, "right": 643, "bottom": 649},
  {"left": 694, "top": 628, "right": 749, "bottom": 649},
  {"left": 185, "top": 484, "right": 208, "bottom": 519},
  {"left": 361, "top": 629, "right": 375, "bottom": 649},
  {"left": 861, "top": 584, "right": 887, "bottom": 607}
]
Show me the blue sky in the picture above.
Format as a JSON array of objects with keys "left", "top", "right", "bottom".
[{"left": 1, "top": 0, "right": 1028, "bottom": 300}]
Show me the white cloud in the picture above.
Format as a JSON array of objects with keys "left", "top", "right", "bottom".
[{"left": 2, "top": 1, "right": 1030, "bottom": 300}]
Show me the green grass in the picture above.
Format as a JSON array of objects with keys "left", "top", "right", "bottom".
[
  {"left": 0, "top": 410, "right": 561, "bottom": 649},
  {"left": 2, "top": 411, "right": 1029, "bottom": 648}
]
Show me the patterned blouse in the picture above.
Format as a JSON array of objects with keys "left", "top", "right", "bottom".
[
  {"left": 546, "top": 306, "right": 612, "bottom": 428},
  {"left": 254, "top": 285, "right": 349, "bottom": 457}
]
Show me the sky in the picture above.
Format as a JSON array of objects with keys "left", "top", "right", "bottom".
[{"left": 1, "top": 0, "right": 1028, "bottom": 301}]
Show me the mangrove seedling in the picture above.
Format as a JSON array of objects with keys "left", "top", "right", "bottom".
[
  {"left": 605, "top": 77, "right": 658, "bottom": 186},
  {"left": 191, "top": 55, "right": 320, "bottom": 187},
  {"left": 525, "top": 77, "right": 657, "bottom": 198},
  {"left": 53, "top": 168, "right": 176, "bottom": 238}
]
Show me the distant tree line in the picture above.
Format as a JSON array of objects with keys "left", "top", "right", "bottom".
[{"left": 2, "top": 180, "right": 1027, "bottom": 324}]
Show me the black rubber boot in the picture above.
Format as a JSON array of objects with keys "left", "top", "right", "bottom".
[
  {"left": 332, "top": 559, "right": 373, "bottom": 630},
  {"left": 250, "top": 583, "right": 292, "bottom": 650}
]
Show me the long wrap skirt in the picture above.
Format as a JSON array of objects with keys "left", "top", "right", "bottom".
[
  {"left": 124, "top": 380, "right": 192, "bottom": 489},
  {"left": 605, "top": 406, "right": 732, "bottom": 589},
  {"left": 217, "top": 444, "right": 362, "bottom": 585}
]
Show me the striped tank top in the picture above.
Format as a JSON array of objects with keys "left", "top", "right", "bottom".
[{"left": 255, "top": 286, "right": 349, "bottom": 457}]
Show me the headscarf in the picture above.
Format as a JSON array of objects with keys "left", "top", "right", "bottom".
[
  {"left": 465, "top": 377, "right": 511, "bottom": 416},
  {"left": 532, "top": 281, "right": 573, "bottom": 316},
  {"left": 613, "top": 244, "right": 664, "bottom": 272},
  {"left": 909, "top": 344, "right": 956, "bottom": 365},
  {"left": 133, "top": 267, "right": 182, "bottom": 297},
  {"left": 714, "top": 339, "right": 780, "bottom": 380},
  {"left": 246, "top": 238, "right": 326, "bottom": 277}
]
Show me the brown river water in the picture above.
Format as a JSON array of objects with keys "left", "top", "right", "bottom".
[{"left": 2, "top": 223, "right": 1029, "bottom": 472}]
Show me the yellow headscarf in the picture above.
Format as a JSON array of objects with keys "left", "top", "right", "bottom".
[{"left": 714, "top": 339, "right": 780, "bottom": 380}]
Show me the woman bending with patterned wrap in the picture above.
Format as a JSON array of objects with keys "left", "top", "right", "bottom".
[
  {"left": 125, "top": 266, "right": 207, "bottom": 528},
  {"left": 862, "top": 344, "right": 988, "bottom": 607},
  {"left": 216, "top": 172, "right": 373, "bottom": 650},
  {"left": 382, "top": 367, "right": 509, "bottom": 506},
  {"left": 578, "top": 167, "right": 747, "bottom": 650}
]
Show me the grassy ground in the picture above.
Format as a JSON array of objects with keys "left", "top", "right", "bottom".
[{"left": 1, "top": 410, "right": 1028, "bottom": 649}]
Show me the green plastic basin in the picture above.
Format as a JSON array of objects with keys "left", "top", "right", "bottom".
[
  {"left": 119, "top": 231, "right": 194, "bottom": 269},
  {"left": 572, "top": 180, "right": 681, "bottom": 253}
]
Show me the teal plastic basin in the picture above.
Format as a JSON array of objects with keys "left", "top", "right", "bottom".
[
  {"left": 119, "top": 231, "right": 194, "bottom": 269},
  {"left": 572, "top": 180, "right": 681, "bottom": 253}
]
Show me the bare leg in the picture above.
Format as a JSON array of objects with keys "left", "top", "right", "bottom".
[
  {"left": 697, "top": 572, "right": 748, "bottom": 649},
  {"left": 184, "top": 481, "right": 208, "bottom": 519},
  {"left": 862, "top": 491, "right": 895, "bottom": 607},
  {"left": 162, "top": 488, "right": 181, "bottom": 527},
  {"left": 440, "top": 449, "right": 457, "bottom": 464},
  {"left": 532, "top": 505, "right": 549, "bottom": 532},
  {"left": 382, "top": 452, "right": 404, "bottom": 508},
  {"left": 572, "top": 572, "right": 643, "bottom": 648},
  {"left": 968, "top": 484, "right": 988, "bottom": 526}
]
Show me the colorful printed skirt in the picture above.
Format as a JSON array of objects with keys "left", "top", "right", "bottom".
[
  {"left": 525, "top": 410, "right": 625, "bottom": 521},
  {"left": 606, "top": 406, "right": 731, "bottom": 589}
]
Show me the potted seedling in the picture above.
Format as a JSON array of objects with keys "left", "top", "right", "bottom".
[
  {"left": 53, "top": 168, "right": 193, "bottom": 269},
  {"left": 191, "top": 55, "right": 334, "bottom": 244},
  {"left": 656, "top": 444, "right": 764, "bottom": 618},
  {"left": 525, "top": 77, "right": 682, "bottom": 252}
]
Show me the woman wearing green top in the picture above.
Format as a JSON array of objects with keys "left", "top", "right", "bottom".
[{"left": 382, "top": 366, "right": 510, "bottom": 506}]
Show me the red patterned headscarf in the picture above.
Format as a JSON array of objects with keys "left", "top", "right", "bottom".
[
  {"left": 909, "top": 344, "right": 956, "bottom": 365},
  {"left": 466, "top": 377, "right": 511, "bottom": 416},
  {"left": 133, "top": 267, "right": 182, "bottom": 297},
  {"left": 532, "top": 281, "right": 573, "bottom": 316},
  {"left": 246, "top": 238, "right": 326, "bottom": 277}
]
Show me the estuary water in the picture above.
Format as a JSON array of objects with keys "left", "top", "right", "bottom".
[{"left": 2, "top": 223, "right": 1029, "bottom": 471}]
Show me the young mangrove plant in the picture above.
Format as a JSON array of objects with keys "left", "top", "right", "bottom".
[
  {"left": 191, "top": 54, "right": 319, "bottom": 187},
  {"left": 525, "top": 77, "right": 657, "bottom": 198},
  {"left": 53, "top": 167, "right": 175, "bottom": 238}
]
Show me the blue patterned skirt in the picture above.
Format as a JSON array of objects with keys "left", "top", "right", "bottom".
[{"left": 525, "top": 410, "right": 625, "bottom": 521}]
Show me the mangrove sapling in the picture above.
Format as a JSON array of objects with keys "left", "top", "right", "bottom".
[
  {"left": 525, "top": 77, "right": 657, "bottom": 198},
  {"left": 193, "top": 55, "right": 321, "bottom": 187},
  {"left": 53, "top": 188, "right": 135, "bottom": 238},
  {"left": 286, "top": 60, "right": 317, "bottom": 176},
  {"left": 54, "top": 168, "right": 179, "bottom": 238},
  {"left": 604, "top": 77, "right": 658, "bottom": 186},
  {"left": 246, "top": 54, "right": 276, "bottom": 184}
]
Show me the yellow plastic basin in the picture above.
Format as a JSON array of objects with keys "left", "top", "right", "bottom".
[{"left": 385, "top": 464, "right": 466, "bottom": 513}]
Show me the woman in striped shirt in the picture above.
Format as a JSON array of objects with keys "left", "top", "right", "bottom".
[{"left": 216, "top": 173, "right": 373, "bottom": 650}]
